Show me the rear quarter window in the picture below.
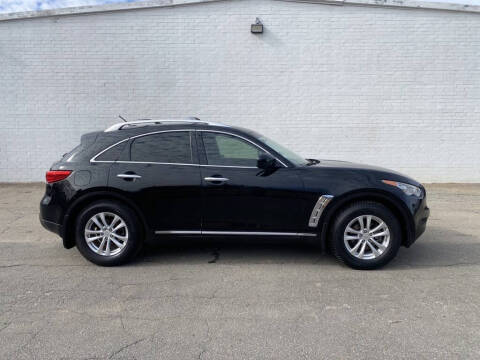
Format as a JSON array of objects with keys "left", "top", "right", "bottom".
[
  {"left": 62, "top": 144, "right": 83, "bottom": 162},
  {"left": 94, "top": 141, "right": 128, "bottom": 162}
]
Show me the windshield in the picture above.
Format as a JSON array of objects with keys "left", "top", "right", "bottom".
[{"left": 251, "top": 132, "right": 309, "bottom": 166}]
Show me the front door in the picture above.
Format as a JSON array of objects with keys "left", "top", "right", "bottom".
[
  {"left": 107, "top": 130, "right": 202, "bottom": 233},
  {"left": 197, "top": 131, "right": 306, "bottom": 233}
]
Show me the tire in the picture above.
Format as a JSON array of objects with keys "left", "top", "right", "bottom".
[
  {"left": 329, "top": 201, "right": 401, "bottom": 270},
  {"left": 75, "top": 200, "right": 143, "bottom": 266}
]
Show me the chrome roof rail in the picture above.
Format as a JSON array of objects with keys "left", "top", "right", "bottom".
[{"left": 104, "top": 117, "right": 225, "bottom": 132}]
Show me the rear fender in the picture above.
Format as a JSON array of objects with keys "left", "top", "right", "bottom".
[{"left": 62, "top": 189, "right": 150, "bottom": 249}]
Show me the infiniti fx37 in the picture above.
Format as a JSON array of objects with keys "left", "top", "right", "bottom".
[{"left": 40, "top": 119, "right": 429, "bottom": 269}]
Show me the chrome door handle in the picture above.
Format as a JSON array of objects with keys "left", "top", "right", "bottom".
[
  {"left": 117, "top": 173, "right": 142, "bottom": 179},
  {"left": 204, "top": 177, "right": 229, "bottom": 183}
]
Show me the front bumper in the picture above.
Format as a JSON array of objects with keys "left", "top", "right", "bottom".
[
  {"left": 407, "top": 194, "right": 430, "bottom": 246},
  {"left": 415, "top": 205, "right": 429, "bottom": 239}
]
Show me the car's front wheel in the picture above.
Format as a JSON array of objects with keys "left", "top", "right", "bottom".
[
  {"left": 75, "top": 200, "right": 142, "bottom": 266},
  {"left": 330, "top": 201, "right": 401, "bottom": 270}
]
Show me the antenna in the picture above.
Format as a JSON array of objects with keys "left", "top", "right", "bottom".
[{"left": 118, "top": 115, "right": 127, "bottom": 122}]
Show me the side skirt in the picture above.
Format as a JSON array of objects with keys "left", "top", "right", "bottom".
[{"left": 155, "top": 230, "right": 317, "bottom": 237}]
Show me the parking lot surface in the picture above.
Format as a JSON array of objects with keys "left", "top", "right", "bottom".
[{"left": 0, "top": 183, "right": 479, "bottom": 359}]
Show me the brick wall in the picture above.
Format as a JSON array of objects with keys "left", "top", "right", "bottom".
[{"left": 1, "top": 0, "right": 479, "bottom": 182}]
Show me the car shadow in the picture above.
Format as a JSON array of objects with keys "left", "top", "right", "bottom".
[
  {"left": 135, "top": 237, "right": 334, "bottom": 266},
  {"left": 131, "top": 226, "right": 480, "bottom": 270},
  {"left": 389, "top": 225, "right": 480, "bottom": 269}
]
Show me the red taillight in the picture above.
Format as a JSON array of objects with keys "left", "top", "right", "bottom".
[{"left": 46, "top": 170, "right": 72, "bottom": 183}]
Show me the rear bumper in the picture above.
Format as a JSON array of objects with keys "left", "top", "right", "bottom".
[
  {"left": 40, "top": 216, "right": 62, "bottom": 236},
  {"left": 40, "top": 215, "right": 75, "bottom": 249},
  {"left": 40, "top": 191, "right": 63, "bottom": 237},
  {"left": 40, "top": 188, "right": 74, "bottom": 248}
]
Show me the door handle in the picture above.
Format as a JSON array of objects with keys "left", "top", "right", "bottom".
[
  {"left": 117, "top": 173, "right": 142, "bottom": 181},
  {"left": 204, "top": 176, "right": 229, "bottom": 184}
]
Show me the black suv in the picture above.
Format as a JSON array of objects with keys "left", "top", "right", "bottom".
[{"left": 40, "top": 118, "right": 429, "bottom": 269}]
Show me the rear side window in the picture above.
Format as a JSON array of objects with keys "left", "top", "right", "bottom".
[
  {"left": 130, "top": 131, "right": 192, "bottom": 164},
  {"left": 95, "top": 141, "right": 128, "bottom": 161}
]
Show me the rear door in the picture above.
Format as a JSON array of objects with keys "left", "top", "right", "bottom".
[
  {"left": 107, "top": 130, "right": 202, "bottom": 233},
  {"left": 197, "top": 130, "right": 306, "bottom": 234}
]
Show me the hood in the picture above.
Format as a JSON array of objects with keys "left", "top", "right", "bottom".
[{"left": 307, "top": 159, "right": 421, "bottom": 186}]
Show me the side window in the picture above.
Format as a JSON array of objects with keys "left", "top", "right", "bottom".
[
  {"left": 202, "top": 132, "right": 266, "bottom": 167},
  {"left": 95, "top": 141, "right": 128, "bottom": 162},
  {"left": 130, "top": 131, "right": 192, "bottom": 164}
]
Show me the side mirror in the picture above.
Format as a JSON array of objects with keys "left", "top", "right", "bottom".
[{"left": 257, "top": 153, "right": 277, "bottom": 170}]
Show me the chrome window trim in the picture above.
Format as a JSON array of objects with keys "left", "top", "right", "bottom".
[
  {"left": 198, "top": 130, "right": 288, "bottom": 168},
  {"left": 128, "top": 129, "right": 195, "bottom": 141},
  {"left": 155, "top": 230, "right": 316, "bottom": 237},
  {"left": 90, "top": 138, "right": 130, "bottom": 163},
  {"left": 94, "top": 160, "right": 256, "bottom": 169},
  {"left": 93, "top": 160, "right": 259, "bottom": 169},
  {"left": 308, "top": 195, "right": 334, "bottom": 228},
  {"left": 117, "top": 161, "right": 200, "bottom": 167},
  {"left": 91, "top": 129, "right": 289, "bottom": 169},
  {"left": 90, "top": 129, "right": 197, "bottom": 164}
]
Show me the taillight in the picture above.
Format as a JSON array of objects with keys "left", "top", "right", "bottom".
[{"left": 46, "top": 170, "right": 72, "bottom": 183}]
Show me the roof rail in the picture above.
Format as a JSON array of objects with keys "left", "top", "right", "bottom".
[{"left": 104, "top": 117, "right": 225, "bottom": 132}]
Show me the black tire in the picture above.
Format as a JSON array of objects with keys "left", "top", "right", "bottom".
[
  {"left": 329, "top": 201, "right": 401, "bottom": 270},
  {"left": 75, "top": 200, "right": 143, "bottom": 266}
]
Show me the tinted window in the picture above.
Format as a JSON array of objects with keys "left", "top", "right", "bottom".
[
  {"left": 95, "top": 141, "right": 128, "bottom": 161},
  {"left": 202, "top": 132, "right": 266, "bottom": 167},
  {"left": 130, "top": 131, "right": 192, "bottom": 164},
  {"left": 63, "top": 144, "right": 83, "bottom": 162}
]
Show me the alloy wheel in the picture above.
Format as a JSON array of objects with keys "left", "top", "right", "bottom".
[
  {"left": 343, "top": 215, "right": 390, "bottom": 260},
  {"left": 84, "top": 212, "right": 129, "bottom": 256}
]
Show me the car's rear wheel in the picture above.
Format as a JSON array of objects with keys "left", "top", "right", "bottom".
[
  {"left": 75, "top": 200, "right": 142, "bottom": 266},
  {"left": 330, "top": 201, "right": 401, "bottom": 270}
]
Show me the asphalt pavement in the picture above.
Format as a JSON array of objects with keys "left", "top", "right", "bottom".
[{"left": 0, "top": 183, "right": 479, "bottom": 359}]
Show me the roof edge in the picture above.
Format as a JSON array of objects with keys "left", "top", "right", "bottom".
[
  {"left": 0, "top": 0, "right": 226, "bottom": 22},
  {"left": 0, "top": 0, "right": 479, "bottom": 22},
  {"left": 280, "top": 0, "right": 480, "bottom": 13}
]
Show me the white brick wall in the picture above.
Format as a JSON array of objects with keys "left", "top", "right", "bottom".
[{"left": 1, "top": 0, "right": 479, "bottom": 182}]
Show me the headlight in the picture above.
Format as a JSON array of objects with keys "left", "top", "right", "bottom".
[{"left": 382, "top": 180, "right": 422, "bottom": 197}]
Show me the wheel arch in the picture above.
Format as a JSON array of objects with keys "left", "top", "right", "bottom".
[
  {"left": 318, "top": 189, "right": 415, "bottom": 251},
  {"left": 61, "top": 188, "right": 149, "bottom": 249}
]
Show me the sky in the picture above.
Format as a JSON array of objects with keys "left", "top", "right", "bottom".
[
  {"left": 0, "top": 0, "right": 138, "bottom": 13},
  {"left": 0, "top": 0, "right": 479, "bottom": 14}
]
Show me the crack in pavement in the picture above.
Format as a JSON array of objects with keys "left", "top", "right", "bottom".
[
  {"left": 398, "top": 261, "right": 480, "bottom": 269},
  {"left": 12, "top": 328, "right": 42, "bottom": 358},
  {"left": 107, "top": 336, "right": 149, "bottom": 359},
  {"left": 0, "top": 264, "right": 27, "bottom": 268},
  {"left": 197, "top": 319, "right": 212, "bottom": 360},
  {"left": 0, "top": 263, "right": 92, "bottom": 268}
]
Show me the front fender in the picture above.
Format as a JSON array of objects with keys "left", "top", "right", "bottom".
[{"left": 317, "top": 189, "right": 416, "bottom": 251}]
